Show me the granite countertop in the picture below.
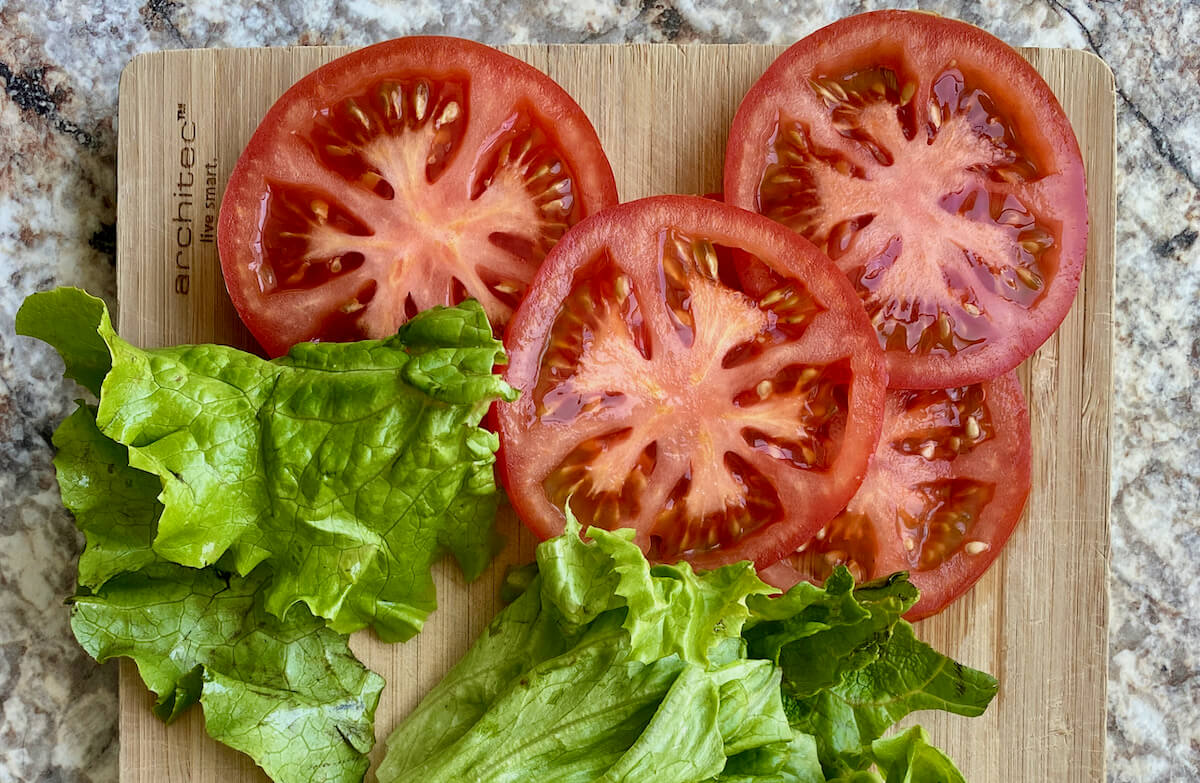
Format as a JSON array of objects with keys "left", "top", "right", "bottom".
[{"left": 1, "top": 1, "right": 1196, "bottom": 781}]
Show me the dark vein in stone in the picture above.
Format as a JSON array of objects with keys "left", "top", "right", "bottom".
[
  {"left": 1045, "top": 0, "right": 1199, "bottom": 191},
  {"left": 140, "top": 0, "right": 186, "bottom": 46},
  {"left": 89, "top": 222, "right": 117, "bottom": 266},
  {"left": 1153, "top": 227, "right": 1197, "bottom": 259},
  {"left": 0, "top": 62, "right": 98, "bottom": 148}
]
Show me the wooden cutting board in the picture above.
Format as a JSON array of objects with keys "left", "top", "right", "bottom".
[{"left": 114, "top": 44, "right": 1115, "bottom": 783}]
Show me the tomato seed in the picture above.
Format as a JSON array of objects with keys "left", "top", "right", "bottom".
[
  {"left": 965, "top": 540, "right": 989, "bottom": 555},
  {"left": 413, "top": 82, "right": 429, "bottom": 120}
]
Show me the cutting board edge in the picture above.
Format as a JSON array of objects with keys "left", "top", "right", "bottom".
[{"left": 112, "top": 43, "right": 1116, "bottom": 783}]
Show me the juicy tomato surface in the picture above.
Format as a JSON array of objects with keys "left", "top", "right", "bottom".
[
  {"left": 218, "top": 37, "right": 618, "bottom": 356},
  {"left": 498, "top": 195, "right": 888, "bottom": 570},
  {"left": 724, "top": 11, "right": 1087, "bottom": 389},
  {"left": 761, "top": 370, "right": 1031, "bottom": 619}
]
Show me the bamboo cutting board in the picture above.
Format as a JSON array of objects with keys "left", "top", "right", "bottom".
[{"left": 114, "top": 45, "right": 1115, "bottom": 783}]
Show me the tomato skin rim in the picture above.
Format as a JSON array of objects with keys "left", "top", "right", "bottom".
[
  {"left": 723, "top": 10, "right": 1089, "bottom": 390},
  {"left": 217, "top": 36, "right": 618, "bottom": 357},
  {"left": 498, "top": 194, "right": 889, "bottom": 570},
  {"left": 761, "top": 369, "right": 1033, "bottom": 620},
  {"left": 902, "top": 371, "right": 1032, "bottom": 620}
]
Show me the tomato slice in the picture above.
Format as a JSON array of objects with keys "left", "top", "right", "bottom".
[
  {"left": 498, "top": 195, "right": 888, "bottom": 569},
  {"left": 218, "top": 37, "right": 618, "bottom": 356},
  {"left": 761, "top": 371, "right": 1031, "bottom": 619},
  {"left": 724, "top": 11, "right": 1087, "bottom": 388}
]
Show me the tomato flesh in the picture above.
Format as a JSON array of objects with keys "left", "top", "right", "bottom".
[
  {"left": 761, "top": 371, "right": 1031, "bottom": 619},
  {"left": 498, "top": 196, "right": 888, "bottom": 569},
  {"left": 219, "top": 37, "right": 617, "bottom": 356},
  {"left": 725, "top": 11, "right": 1087, "bottom": 388}
]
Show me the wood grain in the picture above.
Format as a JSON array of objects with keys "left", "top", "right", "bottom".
[{"left": 115, "top": 44, "right": 1115, "bottom": 783}]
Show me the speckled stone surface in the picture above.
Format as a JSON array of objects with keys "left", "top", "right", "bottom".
[{"left": 0, "top": 1, "right": 1196, "bottom": 781}]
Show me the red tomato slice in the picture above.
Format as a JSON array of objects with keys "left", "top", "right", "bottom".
[
  {"left": 498, "top": 195, "right": 888, "bottom": 569},
  {"left": 218, "top": 37, "right": 618, "bottom": 356},
  {"left": 724, "top": 11, "right": 1087, "bottom": 389},
  {"left": 761, "top": 371, "right": 1031, "bottom": 619}
]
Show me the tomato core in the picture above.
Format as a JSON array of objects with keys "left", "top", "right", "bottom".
[
  {"left": 253, "top": 82, "right": 584, "bottom": 340},
  {"left": 758, "top": 66, "right": 1057, "bottom": 362}
]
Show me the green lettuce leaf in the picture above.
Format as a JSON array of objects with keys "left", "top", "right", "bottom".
[
  {"left": 396, "top": 638, "right": 730, "bottom": 782},
  {"left": 744, "top": 569, "right": 918, "bottom": 699},
  {"left": 380, "top": 521, "right": 995, "bottom": 783},
  {"left": 56, "top": 404, "right": 384, "bottom": 783},
  {"left": 378, "top": 517, "right": 787, "bottom": 783},
  {"left": 53, "top": 405, "right": 161, "bottom": 589},
  {"left": 13, "top": 287, "right": 110, "bottom": 395},
  {"left": 764, "top": 573, "right": 996, "bottom": 778},
  {"left": 536, "top": 520, "right": 774, "bottom": 666},
  {"left": 72, "top": 563, "right": 384, "bottom": 783},
  {"left": 786, "top": 620, "right": 996, "bottom": 774},
  {"left": 18, "top": 287, "right": 517, "bottom": 641},
  {"left": 712, "top": 730, "right": 825, "bottom": 782},
  {"left": 374, "top": 573, "right": 573, "bottom": 778},
  {"left": 825, "top": 773, "right": 885, "bottom": 783},
  {"left": 868, "top": 726, "right": 968, "bottom": 783}
]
